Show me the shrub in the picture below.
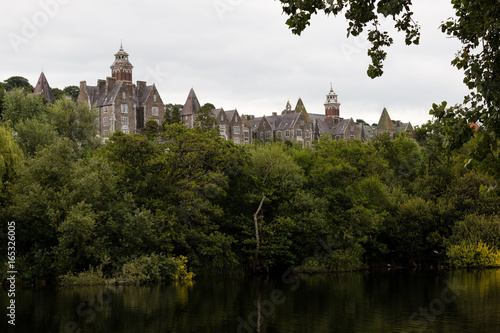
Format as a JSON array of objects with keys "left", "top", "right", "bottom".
[
  {"left": 59, "top": 265, "right": 107, "bottom": 286},
  {"left": 119, "top": 254, "right": 194, "bottom": 285},
  {"left": 447, "top": 240, "right": 500, "bottom": 268}
]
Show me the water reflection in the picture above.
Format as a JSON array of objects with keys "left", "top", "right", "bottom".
[{"left": 1, "top": 270, "right": 499, "bottom": 333}]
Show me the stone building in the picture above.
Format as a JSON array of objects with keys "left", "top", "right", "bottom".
[
  {"left": 250, "top": 99, "right": 314, "bottom": 146},
  {"left": 179, "top": 88, "right": 252, "bottom": 145},
  {"left": 180, "top": 88, "right": 201, "bottom": 128},
  {"left": 33, "top": 72, "right": 54, "bottom": 103},
  {"left": 77, "top": 44, "right": 165, "bottom": 136},
  {"left": 177, "top": 84, "right": 411, "bottom": 146}
]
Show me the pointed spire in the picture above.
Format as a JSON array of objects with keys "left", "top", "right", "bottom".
[
  {"left": 181, "top": 88, "right": 201, "bottom": 116},
  {"left": 33, "top": 72, "right": 54, "bottom": 103},
  {"left": 295, "top": 98, "right": 311, "bottom": 122},
  {"left": 377, "top": 107, "right": 395, "bottom": 132}
]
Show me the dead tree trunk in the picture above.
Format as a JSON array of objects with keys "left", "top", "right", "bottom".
[{"left": 253, "top": 194, "right": 266, "bottom": 272}]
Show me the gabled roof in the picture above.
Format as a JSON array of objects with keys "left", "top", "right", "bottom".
[
  {"left": 211, "top": 108, "right": 225, "bottom": 119},
  {"left": 33, "top": 72, "right": 54, "bottom": 103},
  {"left": 137, "top": 85, "right": 154, "bottom": 107},
  {"left": 363, "top": 125, "right": 377, "bottom": 139},
  {"left": 377, "top": 108, "right": 395, "bottom": 131},
  {"left": 250, "top": 116, "right": 273, "bottom": 132},
  {"left": 181, "top": 88, "right": 201, "bottom": 116},
  {"left": 394, "top": 121, "right": 413, "bottom": 133},
  {"left": 224, "top": 109, "right": 236, "bottom": 122},
  {"left": 274, "top": 113, "right": 301, "bottom": 131},
  {"left": 294, "top": 98, "right": 311, "bottom": 122},
  {"left": 331, "top": 119, "right": 351, "bottom": 135},
  {"left": 91, "top": 81, "right": 123, "bottom": 107}
]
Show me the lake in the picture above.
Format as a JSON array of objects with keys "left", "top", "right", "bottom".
[{"left": 2, "top": 269, "right": 500, "bottom": 332}]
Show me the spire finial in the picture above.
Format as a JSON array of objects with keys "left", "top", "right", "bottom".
[{"left": 120, "top": 39, "right": 123, "bottom": 50}]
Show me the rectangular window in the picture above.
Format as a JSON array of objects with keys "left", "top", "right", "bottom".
[
  {"left": 103, "top": 130, "right": 109, "bottom": 135},
  {"left": 297, "top": 129, "right": 302, "bottom": 137},
  {"left": 306, "top": 130, "right": 310, "bottom": 138},
  {"left": 122, "top": 129, "right": 130, "bottom": 134},
  {"left": 335, "top": 135, "right": 340, "bottom": 140},
  {"left": 121, "top": 116, "right": 129, "bottom": 129},
  {"left": 103, "top": 117, "right": 109, "bottom": 127},
  {"left": 152, "top": 106, "right": 159, "bottom": 116},
  {"left": 234, "top": 137, "right": 240, "bottom": 144},
  {"left": 349, "top": 135, "right": 355, "bottom": 140},
  {"left": 277, "top": 131, "right": 282, "bottom": 139},
  {"left": 121, "top": 104, "right": 128, "bottom": 114},
  {"left": 233, "top": 126, "right": 240, "bottom": 134},
  {"left": 219, "top": 125, "right": 226, "bottom": 138},
  {"left": 103, "top": 106, "right": 108, "bottom": 113},
  {"left": 285, "top": 130, "right": 290, "bottom": 138},
  {"left": 265, "top": 131, "right": 272, "bottom": 139},
  {"left": 260, "top": 132, "right": 264, "bottom": 140},
  {"left": 244, "top": 129, "right": 249, "bottom": 138}
]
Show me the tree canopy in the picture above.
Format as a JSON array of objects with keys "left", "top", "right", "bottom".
[
  {"left": 3, "top": 76, "right": 34, "bottom": 93},
  {"left": 278, "top": 0, "right": 500, "bottom": 193}
]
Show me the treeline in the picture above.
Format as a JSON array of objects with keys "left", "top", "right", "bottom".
[{"left": 1, "top": 91, "right": 500, "bottom": 284}]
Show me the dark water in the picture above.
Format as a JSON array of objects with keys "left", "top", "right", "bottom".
[{"left": 2, "top": 269, "right": 500, "bottom": 333}]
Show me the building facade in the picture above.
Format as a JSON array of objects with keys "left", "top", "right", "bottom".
[
  {"left": 179, "top": 88, "right": 252, "bottom": 145},
  {"left": 176, "top": 84, "right": 412, "bottom": 145},
  {"left": 77, "top": 45, "right": 166, "bottom": 136}
]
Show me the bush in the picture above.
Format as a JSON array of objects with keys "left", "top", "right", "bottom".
[
  {"left": 119, "top": 254, "right": 194, "bottom": 285},
  {"left": 447, "top": 240, "right": 500, "bottom": 268},
  {"left": 59, "top": 265, "right": 107, "bottom": 286}
]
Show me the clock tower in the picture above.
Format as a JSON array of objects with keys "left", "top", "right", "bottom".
[
  {"left": 110, "top": 43, "right": 133, "bottom": 82},
  {"left": 324, "top": 84, "right": 340, "bottom": 118}
]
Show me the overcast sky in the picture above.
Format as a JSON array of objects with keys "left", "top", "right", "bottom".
[{"left": 1, "top": 0, "right": 469, "bottom": 126}]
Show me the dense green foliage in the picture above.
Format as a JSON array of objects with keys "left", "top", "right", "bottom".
[
  {"left": 1, "top": 92, "right": 500, "bottom": 284},
  {"left": 277, "top": 0, "right": 500, "bottom": 194}
]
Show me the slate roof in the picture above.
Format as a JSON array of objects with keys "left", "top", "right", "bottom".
[
  {"left": 136, "top": 85, "right": 154, "bottom": 107},
  {"left": 181, "top": 88, "right": 201, "bottom": 116},
  {"left": 331, "top": 119, "right": 350, "bottom": 135},
  {"left": 224, "top": 110, "right": 236, "bottom": 122},
  {"left": 364, "top": 125, "right": 377, "bottom": 140},
  {"left": 211, "top": 108, "right": 223, "bottom": 118},
  {"left": 273, "top": 113, "right": 300, "bottom": 131},
  {"left": 87, "top": 81, "right": 124, "bottom": 107},
  {"left": 294, "top": 98, "right": 311, "bottom": 122},
  {"left": 249, "top": 117, "right": 262, "bottom": 131},
  {"left": 394, "top": 121, "right": 413, "bottom": 133},
  {"left": 33, "top": 72, "right": 54, "bottom": 103},
  {"left": 377, "top": 108, "right": 395, "bottom": 131}
]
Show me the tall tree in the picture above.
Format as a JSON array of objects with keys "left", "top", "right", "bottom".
[
  {"left": 51, "top": 88, "right": 65, "bottom": 102},
  {"left": 277, "top": 0, "right": 420, "bottom": 78},
  {"left": 278, "top": 0, "right": 500, "bottom": 193},
  {"left": 4, "top": 76, "right": 34, "bottom": 93},
  {"left": 0, "top": 123, "right": 24, "bottom": 188},
  {"left": 0, "top": 82, "right": 6, "bottom": 119},
  {"left": 1, "top": 89, "right": 47, "bottom": 125},
  {"left": 196, "top": 103, "right": 217, "bottom": 130},
  {"left": 63, "top": 85, "right": 80, "bottom": 101},
  {"left": 163, "top": 103, "right": 183, "bottom": 125},
  {"left": 432, "top": 0, "right": 500, "bottom": 194},
  {"left": 47, "top": 99, "right": 100, "bottom": 149}
]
